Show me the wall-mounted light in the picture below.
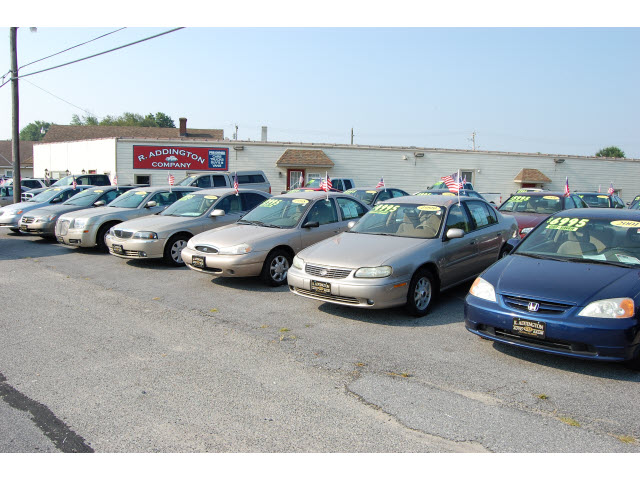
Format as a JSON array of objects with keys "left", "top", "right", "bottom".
[
  {"left": 414, "top": 152, "right": 424, "bottom": 157},
  {"left": 401, "top": 155, "right": 408, "bottom": 160},
  {"left": 233, "top": 145, "right": 244, "bottom": 151},
  {"left": 278, "top": 171, "right": 283, "bottom": 177},
  {"left": 554, "top": 158, "right": 565, "bottom": 164}
]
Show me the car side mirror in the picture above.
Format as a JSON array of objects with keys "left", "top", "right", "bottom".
[
  {"left": 210, "top": 209, "right": 225, "bottom": 217},
  {"left": 302, "top": 221, "right": 319, "bottom": 228},
  {"left": 505, "top": 237, "right": 520, "bottom": 254},
  {"left": 93, "top": 200, "right": 106, "bottom": 207},
  {"left": 446, "top": 228, "right": 465, "bottom": 240},
  {"left": 347, "top": 220, "right": 356, "bottom": 229},
  {"left": 51, "top": 197, "right": 62, "bottom": 203},
  {"left": 145, "top": 200, "right": 157, "bottom": 208}
]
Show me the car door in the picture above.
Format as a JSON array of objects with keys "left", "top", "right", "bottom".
[
  {"left": 465, "top": 200, "right": 503, "bottom": 269},
  {"left": 439, "top": 203, "right": 478, "bottom": 288},
  {"left": 299, "top": 198, "right": 343, "bottom": 249}
]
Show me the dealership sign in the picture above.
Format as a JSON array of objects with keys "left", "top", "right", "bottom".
[{"left": 133, "top": 146, "right": 228, "bottom": 171}]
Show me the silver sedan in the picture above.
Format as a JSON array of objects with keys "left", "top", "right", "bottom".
[
  {"left": 287, "top": 195, "right": 518, "bottom": 316},
  {"left": 181, "top": 191, "right": 370, "bottom": 286}
]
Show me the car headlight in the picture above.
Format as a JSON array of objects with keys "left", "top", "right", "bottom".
[
  {"left": 520, "top": 227, "right": 533, "bottom": 236},
  {"left": 578, "top": 298, "right": 634, "bottom": 318},
  {"left": 217, "top": 243, "right": 252, "bottom": 255},
  {"left": 36, "top": 214, "right": 57, "bottom": 222},
  {"left": 186, "top": 238, "right": 195, "bottom": 250},
  {"left": 292, "top": 255, "right": 305, "bottom": 270},
  {"left": 132, "top": 231, "right": 158, "bottom": 240},
  {"left": 73, "top": 218, "right": 88, "bottom": 229},
  {"left": 354, "top": 266, "right": 393, "bottom": 278},
  {"left": 469, "top": 277, "right": 497, "bottom": 302}
]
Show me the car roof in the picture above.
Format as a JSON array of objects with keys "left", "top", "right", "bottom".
[
  {"left": 379, "top": 195, "right": 474, "bottom": 207},
  {"left": 552, "top": 208, "right": 640, "bottom": 220},
  {"left": 575, "top": 192, "right": 613, "bottom": 196},
  {"left": 190, "top": 187, "right": 270, "bottom": 196},
  {"left": 277, "top": 191, "right": 349, "bottom": 200},
  {"left": 507, "top": 191, "right": 567, "bottom": 197},
  {"left": 352, "top": 187, "right": 403, "bottom": 192},
  {"left": 128, "top": 186, "right": 199, "bottom": 193}
]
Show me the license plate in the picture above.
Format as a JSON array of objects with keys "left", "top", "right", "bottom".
[
  {"left": 310, "top": 280, "right": 331, "bottom": 294},
  {"left": 192, "top": 255, "right": 205, "bottom": 268},
  {"left": 20, "top": 226, "right": 28, "bottom": 231},
  {"left": 113, "top": 244, "right": 124, "bottom": 255},
  {"left": 513, "top": 318, "right": 546, "bottom": 338}
]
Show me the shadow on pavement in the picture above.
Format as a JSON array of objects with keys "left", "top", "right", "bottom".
[{"left": 0, "top": 233, "right": 74, "bottom": 261}]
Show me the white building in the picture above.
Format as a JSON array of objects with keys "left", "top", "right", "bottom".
[{"left": 33, "top": 120, "right": 640, "bottom": 202}]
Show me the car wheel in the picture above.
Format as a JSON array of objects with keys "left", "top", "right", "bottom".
[
  {"left": 96, "top": 223, "right": 116, "bottom": 253},
  {"left": 9, "top": 227, "right": 20, "bottom": 233},
  {"left": 260, "top": 248, "right": 292, "bottom": 287},
  {"left": 405, "top": 268, "right": 435, "bottom": 317},
  {"left": 164, "top": 234, "right": 190, "bottom": 267}
]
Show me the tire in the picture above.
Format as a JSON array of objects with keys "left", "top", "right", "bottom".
[
  {"left": 405, "top": 268, "right": 436, "bottom": 317},
  {"left": 9, "top": 227, "right": 20, "bottom": 233},
  {"left": 260, "top": 248, "right": 292, "bottom": 287},
  {"left": 96, "top": 223, "right": 116, "bottom": 253},
  {"left": 625, "top": 356, "right": 640, "bottom": 372},
  {"left": 163, "top": 233, "right": 190, "bottom": 267}
]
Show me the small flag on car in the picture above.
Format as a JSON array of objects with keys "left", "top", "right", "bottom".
[
  {"left": 564, "top": 177, "right": 570, "bottom": 197},
  {"left": 376, "top": 177, "right": 385, "bottom": 189},
  {"left": 608, "top": 182, "right": 614, "bottom": 195},
  {"left": 441, "top": 172, "right": 462, "bottom": 193},
  {"left": 233, "top": 171, "right": 239, "bottom": 195},
  {"left": 113, "top": 174, "right": 118, "bottom": 190}
]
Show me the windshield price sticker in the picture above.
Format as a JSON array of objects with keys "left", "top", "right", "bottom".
[
  {"left": 344, "top": 189, "right": 357, "bottom": 195},
  {"left": 510, "top": 195, "right": 531, "bottom": 203},
  {"left": 371, "top": 204, "right": 400, "bottom": 214},
  {"left": 543, "top": 196, "right": 559, "bottom": 200},
  {"left": 611, "top": 220, "right": 640, "bottom": 228},
  {"left": 442, "top": 193, "right": 456, "bottom": 196},
  {"left": 288, "top": 189, "right": 301, "bottom": 194},
  {"left": 417, "top": 205, "right": 441, "bottom": 212},
  {"left": 94, "top": 190, "right": 103, "bottom": 193},
  {"left": 415, "top": 192, "right": 432, "bottom": 196},
  {"left": 204, "top": 195, "right": 218, "bottom": 200},
  {"left": 366, "top": 190, "right": 377, "bottom": 194},
  {"left": 261, "top": 199, "right": 282, "bottom": 208},
  {"left": 546, "top": 217, "right": 589, "bottom": 231},
  {"left": 597, "top": 195, "right": 609, "bottom": 199},
  {"left": 179, "top": 194, "right": 195, "bottom": 201},
  {"left": 292, "top": 199, "right": 309, "bottom": 204},
  {"left": 135, "top": 191, "right": 148, "bottom": 196}
]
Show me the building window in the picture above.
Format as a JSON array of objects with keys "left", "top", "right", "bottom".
[
  {"left": 135, "top": 175, "right": 151, "bottom": 185},
  {"left": 460, "top": 170, "right": 474, "bottom": 185}
]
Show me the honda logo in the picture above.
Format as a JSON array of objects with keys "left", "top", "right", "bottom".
[{"left": 528, "top": 302, "right": 540, "bottom": 312}]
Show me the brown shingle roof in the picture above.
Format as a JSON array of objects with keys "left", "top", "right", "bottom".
[
  {"left": 513, "top": 168, "right": 552, "bottom": 183},
  {"left": 275, "top": 149, "right": 334, "bottom": 167},
  {"left": 41, "top": 124, "right": 224, "bottom": 143},
  {"left": 0, "top": 140, "right": 35, "bottom": 167}
]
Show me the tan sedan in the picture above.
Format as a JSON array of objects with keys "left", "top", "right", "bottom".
[
  {"left": 105, "top": 188, "right": 270, "bottom": 266},
  {"left": 181, "top": 191, "right": 370, "bottom": 286}
]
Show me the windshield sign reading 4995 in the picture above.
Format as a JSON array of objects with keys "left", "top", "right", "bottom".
[{"left": 133, "top": 145, "right": 228, "bottom": 171}]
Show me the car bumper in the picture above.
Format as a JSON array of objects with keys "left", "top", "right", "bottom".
[
  {"left": 105, "top": 234, "right": 165, "bottom": 259},
  {"left": 0, "top": 214, "right": 21, "bottom": 228},
  {"left": 56, "top": 227, "right": 97, "bottom": 247},
  {"left": 181, "top": 246, "right": 266, "bottom": 277},
  {"left": 19, "top": 219, "right": 55, "bottom": 236},
  {"left": 287, "top": 267, "right": 410, "bottom": 309},
  {"left": 464, "top": 294, "right": 640, "bottom": 362}
]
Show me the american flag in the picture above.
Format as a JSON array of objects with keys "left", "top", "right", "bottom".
[
  {"left": 319, "top": 173, "right": 332, "bottom": 192},
  {"left": 441, "top": 172, "right": 463, "bottom": 193},
  {"left": 233, "top": 171, "right": 239, "bottom": 195},
  {"left": 376, "top": 177, "right": 385, "bottom": 188},
  {"left": 0, "top": 178, "right": 4, "bottom": 187},
  {"left": 113, "top": 174, "right": 118, "bottom": 190},
  {"left": 72, "top": 176, "right": 77, "bottom": 190},
  {"left": 564, "top": 177, "right": 570, "bottom": 197},
  {"left": 168, "top": 172, "right": 175, "bottom": 186},
  {"left": 608, "top": 182, "right": 614, "bottom": 195}
]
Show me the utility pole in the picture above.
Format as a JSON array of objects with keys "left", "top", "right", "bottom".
[
  {"left": 471, "top": 131, "right": 476, "bottom": 151},
  {"left": 234, "top": 124, "right": 238, "bottom": 141},
  {"left": 350, "top": 128, "right": 354, "bottom": 145},
  {"left": 10, "top": 27, "right": 21, "bottom": 203}
]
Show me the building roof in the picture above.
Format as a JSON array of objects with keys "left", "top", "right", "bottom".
[
  {"left": 41, "top": 124, "right": 224, "bottom": 143},
  {"left": 0, "top": 140, "right": 35, "bottom": 167},
  {"left": 513, "top": 168, "right": 552, "bottom": 183},
  {"left": 275, "top": 149, "right": 335, "bottom": 168}
]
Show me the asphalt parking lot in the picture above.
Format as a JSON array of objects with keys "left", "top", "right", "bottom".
[{"left": 1, "top": 230, "right": 639, "bottom": 453}]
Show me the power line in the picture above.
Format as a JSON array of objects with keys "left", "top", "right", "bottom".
[
  {"left": 21, "top": 78, "right": 99, "bottom": 119},
  {"left": 18, "top": 27, "right": 127, "bottom": 72}
]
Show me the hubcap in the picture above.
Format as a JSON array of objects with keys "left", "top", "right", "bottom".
[
  {"left": 414, "top": 277, "right": 432, "bottom": 310},
  {"left": 270, "top": 256, "right": 289, "bottom": 281},
  {"left": 171, "top": 240, "right": 187, "bottom": 263}
]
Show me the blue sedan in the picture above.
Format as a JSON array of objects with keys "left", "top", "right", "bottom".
[{"left": 465, "top": 208, "right": 640, "bottom": 370}]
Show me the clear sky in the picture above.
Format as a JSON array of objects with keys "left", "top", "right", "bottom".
[{"left": 2, "top": 4, "right": 640, "bottom": 158}]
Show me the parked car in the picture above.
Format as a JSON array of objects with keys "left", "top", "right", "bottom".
[
  {"left": 498, "top": 191, "right": 589, "bottom": 239},
  {"left": 576, "top": 192, "right": 626, "bottom": 209},
  {"left": 628, "top": 194, "right": 640, "bottom": 209},
  {"left": 105, "top": 188, "right": 271, "bottom": 266},
  {"left": 56, "top": 186, "right": 198, "bottom": 251},
  {"left": 176, "top": 170, "right": 271, "bottom": 193},
  {"left": 414, "top": 188, "right": 488, "bottom": 201},
  {"left": 288, "top": 195, "right": 518, "bottom": 316},
  {"left": 18, "top": 185, "right": 137, "bottom": 238},
  {"left": 297, "top": 178, "right": 355, "bottom": 192},
  {"left": 0, "top": 186, "right": 91, "bottom": 232},
  {"left": 0, "top": 185, "right": 29, "bottom": 206},
  {"left": 22, "top": 174, "right": 112, "bottom": 200},
  {"left": 181, "top": 190, "right": 370, "bottom": 286},
  {"left": 428, "top": 180, "right": 474, "bottom": 191},
  {"left": 465, "top": 208, "right": 640, "bottom": 370},
  {"left": 343, "top": 186, "right": 409, "bottom": 206}
]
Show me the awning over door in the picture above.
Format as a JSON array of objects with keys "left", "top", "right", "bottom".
[
  {"left": 276, "top": 149, "right": 334, "bottom": 168},
  {"left": 513, "top": 168, "right": 552, "bottom": 184}
]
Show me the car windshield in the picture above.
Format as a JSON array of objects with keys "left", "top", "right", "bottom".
[
  {"left": 161, "top": 193, "right": 219, "bottom": 217},
  {"left": 176, "top": 176, "right": 196, "bottom": 186},
  {"left": 344, "top": 189, "right": 377, "bottom": 205},
  {"left": 108, "top": 190, "right": 150, "bottom": 208},
  {"left": 515, "top": 216, "right": 640, "bottom": 267},
  {"left": 579, "top": 194, "right": 610, "bottom": 208},
  {"left": 51, "top": 175, "right": 74, "bottom": 186},
  {"left": 351, "top": 203, "right": 444, "bottom": 239},
  {"left": 499, "top": 194, "right": 561, "bottom": 214},
  {"left": 0, "top": 186, "right": 12, "bottom": 196},
  {"left": 415, "top": 191, "right": 458, "bottom": 198},
  {"left": 28, "top": 188, "right": 65, "bottom": 203},
  {"left": 63, "top": 189, "right": 102, "bottom": 206},
  {"left": 239, "top": 197, "right": 310, "bottom": 228},
  {"left": 305, "top": 179, "right": 322, "bottom": 188}
]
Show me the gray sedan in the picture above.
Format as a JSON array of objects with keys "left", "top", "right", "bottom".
[
  {"left": 181, "top": 191, "right": 370, "bottom": 286},
  {"left": 287, "top": 195, "right": 518, "bottom": 316}
]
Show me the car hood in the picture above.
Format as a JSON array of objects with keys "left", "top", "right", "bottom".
[
  {"left": 190, "top": 223, "right": 287, "bottom": 248},
  {"left": 485, "top": 254, "right": 640, "bottom": 306},
  {"left": 499, "top": 211, "right": 550, "bottom": 230},
  {"left": 61, "top": 205, "right": 136, "bottom": 220},
  {"left": 115, "top": 214, "right": 202, "bottom": 233},
  {"left": 3, "top": 201, "right": 47, "bottom": 213},
  {"left": 26, "top": 204, "right": 93, "bottom": 217},
  {"left": 298, "top": 232, "right": 427, "bottom": 268}
]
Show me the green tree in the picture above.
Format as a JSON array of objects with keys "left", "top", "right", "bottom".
[
  {"left": 596, "top": 146, "right": 625, "bottom": 158},
  {"left": 71, "top": 114, "right": 99, "bottom": 125},
  {"left": 19, "top": 120, "right": 52, "bottom": 141},
  {"left": 70, "top": 112, "right": 175, "bottom": 128}
]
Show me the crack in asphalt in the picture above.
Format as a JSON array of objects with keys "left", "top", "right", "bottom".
[{"left": 0, "top": 372, "right": 94, "bottom": 453}]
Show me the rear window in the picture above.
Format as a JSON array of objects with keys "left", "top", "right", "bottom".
[{"left": 237, "top": 174, "right": 266, "bottom": 184}]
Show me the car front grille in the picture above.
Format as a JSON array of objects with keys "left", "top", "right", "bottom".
[
  {"left": 109, "top": 246, "right": 141, "bottom": 257},
  {"left": 113, "top": 229, "right": 133, "bottom": 239},
  {"left": 305, "top": 263, "right": 353, "bottom": 279},
  {"left": 502, "top": 295, "right": 574, "bottom": 315},
  {"left": 195, "top": 245, "right": 218, "bottom": 254},
  {"left": 58, "top": 220, "right": 70, "bottom": 236},
  {"left": 292, "top": 287, "right": 360, "bottom": 305},
  {"left": 22, "top": 217, "right": 35, "bottom": 224}
]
